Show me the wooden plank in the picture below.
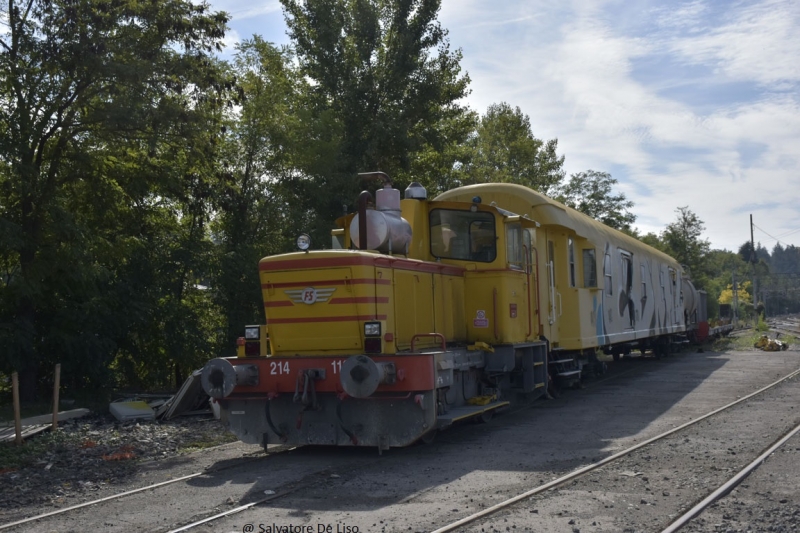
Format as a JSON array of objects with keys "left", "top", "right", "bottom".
[
  {"left": 0, "top": 408, "right": 91, "bottom": 427},
  {"left": 0, "top": 424, "right": 50, "bottom": 443}
]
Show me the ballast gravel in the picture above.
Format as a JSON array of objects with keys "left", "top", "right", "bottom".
[{"left": 0, "top": 413, "right": 235, "bottom": 514}]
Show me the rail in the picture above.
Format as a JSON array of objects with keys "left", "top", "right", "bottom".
[{"left": 430, "top": 366, "right": 800, "bottom": 533}]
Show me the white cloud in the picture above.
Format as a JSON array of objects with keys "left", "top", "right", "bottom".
[
  {"left": 667, "top": 0, "right": 800, "bottom": 85},
  {"left": 444, "top": 0, "right": 800, "bottom": 250},
  {"left": 220, "top": 28, "right": 242, "bottom": 53},
  {"left": 218, "top": 0, "right": 800, "bottom": 250},
  {"left": 212, "top": 0, "right": 282, "bottom": 21}
]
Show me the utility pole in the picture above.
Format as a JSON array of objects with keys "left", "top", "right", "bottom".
[
  {"left": 750, "top": 214, "right": 758, "bottom": 313},
  {"left": 732, "top": 270, "right": 738, "bottom": 327}
]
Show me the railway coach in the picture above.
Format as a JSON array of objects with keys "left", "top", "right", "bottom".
[{"left": 201, "top": 175, "right": 698, "bottom": 451}]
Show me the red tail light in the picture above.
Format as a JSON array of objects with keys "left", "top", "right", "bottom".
[{"left": 364, "top": 338, "right": 381, "bottom": 354}]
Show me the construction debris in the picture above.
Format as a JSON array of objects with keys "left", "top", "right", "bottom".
[
  {"left": 754, "top": 335, "right": 789, "bottom": 352},
  {"left": 109, "top": 369, "right": 213, "bottom": 422},
  {"left": 0, "top": 409, "right": 91, "bottom": 443},
  {"left": 109, "top": 401, "right": 156, "bottom": 422},
  {"left": 157, "top": 369, "right": 209, "bottom": 420}
]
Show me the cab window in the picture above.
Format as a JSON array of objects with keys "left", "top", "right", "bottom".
[
  {"left": 506, "top": 222, "right": 523, "bottom": 269},
  {"left": 430, "top": 209, "right": 496, "bottom": 262}
]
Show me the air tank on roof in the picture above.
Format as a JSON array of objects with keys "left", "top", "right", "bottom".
[{"left": 350, "top": 184, "right": 412, "bottom": 254}]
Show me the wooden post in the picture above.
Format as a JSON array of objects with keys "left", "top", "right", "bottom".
[
  {"left": 52, "top": 363, "right": 61, "bottom": 431},
  {"left": 12, "top": 372, "right": 22, "bottom": 446}
]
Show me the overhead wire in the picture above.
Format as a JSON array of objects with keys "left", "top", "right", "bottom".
[{"left": 752, "top": 223, "right": 799, "bottom": 247}]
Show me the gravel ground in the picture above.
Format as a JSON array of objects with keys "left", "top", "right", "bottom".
[
  {"left": 679, "top": 434, "right": 800, "bottom": 533},
  {"left": 0, "top": 413, "right": 236, "bottom": 512},
  {"left": 3, "top": 338, "right": 799, "bottom": 533}
]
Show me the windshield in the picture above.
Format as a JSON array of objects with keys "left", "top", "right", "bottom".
[{"left": 430, "top": 209, "right": 496, "bottom": 262}]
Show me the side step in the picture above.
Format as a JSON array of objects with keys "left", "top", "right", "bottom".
[{"left": 436, "top": 401, "right": 510, "bottom": 429}]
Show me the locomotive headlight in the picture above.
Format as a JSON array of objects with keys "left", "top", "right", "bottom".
[
  {"left": 244, "top": 326, "right": 260, "bottom": 340},
  {"left": 364, "top": 322, "right": 381, "bottom": 337},
  {"left": 296, "top": 233, "right": 311, "bottom": 251}
]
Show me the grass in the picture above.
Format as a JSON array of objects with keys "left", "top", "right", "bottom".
[
  {"left": 0, "top": 429, "right": 83, "bottom": 471},
  {"left": 712, "top": 332, "right": 797, "bottom": 352},
  {"left": 177, "top": 432, "right": 238, "bottom": 453}
]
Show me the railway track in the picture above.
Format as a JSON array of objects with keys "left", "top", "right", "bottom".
[
  {"left": 0, "top": 350, "right": 657, "bottom": 533},
  {"left": 173, "top": 353, "right": 800, "bottom": 533},
  {"left": 429, "top": 366, "right": 800, "bottom": 533},
  {"left": 4, "top": 349, "right": 798, "bottom": 532},
  {"left": 660, "top": 420, "right": 800, "bottom": 533},
  {"left": 0, "top": 444, "right": 299, "bottom": 532},
  {"left": 769, "top": 315, "right": 800, "bottom": 338}
]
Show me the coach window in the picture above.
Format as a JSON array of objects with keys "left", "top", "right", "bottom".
[
  {"left": 603, "top": 252, "right": 613, "bottom": 295},
  {"left": 620, "top": 253, "right": 633, "bottom": 294},
  {"left": 641, "top": 264, "right": 647, "bottom": 298},
  {"left": 583, "top": 249, "right": 597, "bottom": 288},
  {"left": 568, "top": 238, "right": 576, "bottom": 287}
]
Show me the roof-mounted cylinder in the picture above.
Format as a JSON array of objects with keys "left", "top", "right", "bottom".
[{"left": 350, "top": 172, "right": 412, "bottom": 254}]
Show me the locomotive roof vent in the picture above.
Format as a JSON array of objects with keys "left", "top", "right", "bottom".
[{"left": 404, "top": 181, "right": 427, "bottom": 200}]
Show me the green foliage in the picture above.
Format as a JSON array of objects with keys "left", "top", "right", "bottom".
[
  {"left": 280, "top": 0, "right": 473, "bottom": 243},
  {"left": 660, "top": 207, "right": 711, "bottom": 288},
  {"left": 555, "top": 170, "right": 636, "bottom": 230},
  {"left": 458, "top": 102, "right": 565, "bottom": 195},
  {"left": 715, "top": 331, "right": 795, "bottom": 352},
  {"left": 211, "top": 37, "right": 313, "bottom": 351},
  {"left": 403, "top": 109, "right": 479, "bottom": 195},
  {"left": 0, "top": 0, "right": 231, "bottom": 397},
  {"left": 755, "top": 313, "right": 769, "bottom": 332}
]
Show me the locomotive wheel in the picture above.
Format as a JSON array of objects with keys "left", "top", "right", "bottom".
[
  {"left": 547, "top": 375, "right": 561, "bottom": 399},
  {"left": 418, "top": 429, "right": 438, "bottom": 445},
  {"left": 594, "top": 361, "right": 607, "bottom": 376},
  {"left": 473, "top": 409, "right": 494, "bottom": 424}
]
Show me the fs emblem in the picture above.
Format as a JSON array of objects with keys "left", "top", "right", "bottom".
[{"left": 284, "top": 287, "right": 336, "bottom": 305}]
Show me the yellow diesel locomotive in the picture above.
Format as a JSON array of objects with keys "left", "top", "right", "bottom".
[{"left": 201, "top": 177, "right": 695, "bottom": 450}]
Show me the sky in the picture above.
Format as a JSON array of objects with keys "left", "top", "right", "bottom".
[{"left": 207, "top": 0, "right": 800, "bottom": 253}]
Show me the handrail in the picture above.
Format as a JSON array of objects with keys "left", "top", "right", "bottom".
[
  {"left": 533, "top": 247, "right": 543, "bottom": 336},
  {"left": 493, "top": 288, "right": 499, "bottom": 340},
  {"left": 410, "top": 333, "right": 446, "bottom": 352},
  {"left": 523, "top": 244, "right": 532, "bottom": 338}
]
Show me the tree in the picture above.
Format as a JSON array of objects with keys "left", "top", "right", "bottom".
[
  {"left": 738, "top": 241, "right": 771, "bottom": 265},
  {"left": 211, "top": 37, "right": 313, "bottom": 352},
  {"left": 280, "top": 0, "right": 472, "bottom": 242},
  {"left": 459, "top": 102, "right": 564, "bottom": 194},
  {"left": 556, "top": 170, "right": 636, "bottom": 230},
  {"left": 638, "top": 232, "right": 668, "bottom": 253},
  {"left": 405, "top": 108, "right": 478, "bottom": 195},
  {"left": 719, "top": 280, "right": 751, "bottom": 305},
  {"left": 661, "top": 207, "right": 711, "bottom": 287},
  {"left": 0, "top": 0, "right": 230, "bottom": 397}
]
